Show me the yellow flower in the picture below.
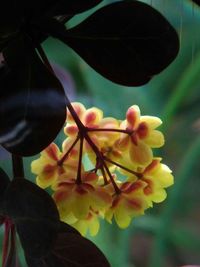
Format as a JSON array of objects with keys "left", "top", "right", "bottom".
[
  {"left": 117, "top": 105, "right": 164, "bottom": 167},
  {"left": 141, "top": 158, "right": 174, "bottom": 205},
  {"left": 53, "top": 172, "right": 112, "bottom": 220},
  {"left": 31, "top": 143, "right": 78, "bottom": 188},
  {"left": 31, "top": 102, "right": 174, "bottom": 236},
  {"left": 64, "top": 102, "right": 103, "bottom": 138},
  {"left": 105, "top": 180, "right": 149, "bottom": 228},
  {"left": 71, "top": 209, "right": 100, "bottom": 236}
]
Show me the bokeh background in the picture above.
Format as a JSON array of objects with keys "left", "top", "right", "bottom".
[{"left": 1, "top": 0, "right": 200, "bottom": 266}]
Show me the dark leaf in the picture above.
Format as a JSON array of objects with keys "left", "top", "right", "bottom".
[
  {"left": 5, "top": 225, "right": 21, "bottom": 267},
  {"left": 0, "top": 3, "right": 22, "bottom": 43},
  {"left": 44, "top": 0, "right": 103, "bottom": 17},
  {"left": 63, "top": 1, "right": 179, "bottom": 86},
  {"left": 0, "top": 35, "right": 66, "bottom": 156},
  {"left": 4, "top": 179, "right": 60, "bottom": 258},
  {"left": 0, "top": 167, "right": 10, "bottom": 213},
  {"left": 26, "top": 222, "right": 110, "bottom": 267},
  {"left": 191, "top": 0, "right": 200, "bottom": 6}
]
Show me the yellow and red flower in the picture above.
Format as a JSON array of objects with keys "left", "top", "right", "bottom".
[
  {"left": 31, "top": 143, "right": 78, "bottom": 188},
  {"left": 31, "top": 102, "right": 174, "bottom": 236},
  {"left": 105, "top": 180, "right": 149, "bottom": 228},
  {"left": 53, "top": 171, "right": 112, "bottom": 221},
  {"left": 117, "top": 105, "right": 164, "bottom": 167}
]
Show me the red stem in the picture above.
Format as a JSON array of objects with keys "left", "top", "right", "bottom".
[
  {"left": 104, "top": 156, "right": 143, "bottom": 178},
  {"left": 88, "top": 127, "right": 132, "bottom": 135},
  {"left": 58, "top": 135, "right": 80, "bottom": 166},
  {"left": 38, "top": 45, "right": 120, "bottom": 193},
  {"left": 64, "top": 95, "right": 121, "bottom": 193},
  {"left": 100, "top": 166, "right": 109, "bottom": 185},
  {"left": 76, "top": 136, "right": 84, "bottom": 184}
]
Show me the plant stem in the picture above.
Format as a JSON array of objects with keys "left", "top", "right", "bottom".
[
  {"left": 76, "top": 136, "right": 84, "bottom": 184},
  {"left": 12, "top": 155, "right": 24, "bottom": 179},
  {"left": 88, "top": 128, "right": 132, "bottom": 135},
  {"left": 64, "top": 95, "right": 121, "bottom": 193},
  {"left": 104, "top": 156, "right": 142, "bottom": 178},
  {"left": 58, "top": 135, "right": 80, "bottom": 166}
]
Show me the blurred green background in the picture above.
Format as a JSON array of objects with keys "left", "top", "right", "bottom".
[{"left": 1, "top": 0, "right": 200, "bottom": 266}]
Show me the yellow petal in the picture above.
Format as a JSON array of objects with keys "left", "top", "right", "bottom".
[
  {"left": 114, "top": 205, "right": 132, "bottom": 228},
  {"left": 145, "top": 130, "right": 165, "bottom": 148},
  {"left": 129, "top": 142, "right": 153, "bottom": 167},
  {"left": 72, "top": 195, "right": 90, "bottom": 219},
  {"left": 36, "top": 175, "right": 56, "bottom": 189},
  {"left": 67, "top": 102, "right": 86, "bottom": 123},
  {"left": 42, "top": 143, "right": 60, "bottom": 161},
  {"left": 73, "top": 220, "right": 88, "bottom": 236},
  {"left": 31, "top": 158, "right": 47, "bottom": 174},
  {"left": 105, "top": 208, "right": 114, "bottom": 224},
  {"left": 151, "top": 188, "right": 167, "bottom": 203},
  {"left": 61, "top": 212, "right": 78, "bottom": 224},
  {"left": 154, "top": 164, "right": 174, "bottom": 188},
  {"left": 84, "top": 107, "right": 103, "bottom": 126},
  {"left": 140, "top": 116, "right": 162, "bottom": 129},
  {"left": 88, "top": 217, "right": 100, "bottom": 236}
]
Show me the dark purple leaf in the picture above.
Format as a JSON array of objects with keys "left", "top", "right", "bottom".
[
  {"left": 62, "top": 1, "right": 179, "bottom": 86},
  {"left": 0, "top": 35, "right": 66, "bottom": 156},
  {"left": 5, "top": 225, "right": 21, "bottom": 267},
  {"left": 26, "top": 222, "right": 110, "bottom": 267},
  {"left": 44, "top": 0, "right": 103, "bottom": 17},
  {"left": 4, "top": 179, "right": 60, "bottom": 258},
  {"left": 0, "top": 167, "right": 10, "bottom": 213},
  {"left": 2, "top": 175, "right": 110, "bottom": 266},
  {"left": 191, "top": 0, "right": 200, "bottom": 6}
]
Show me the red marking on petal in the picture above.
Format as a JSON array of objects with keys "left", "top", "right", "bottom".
[
  {"left": 142, "top": 178, "right": 153, "bottom": 195},
  {"left": 83, "top": 172, "right": 98, "bottom": 183},
  {"left": 85, "top": 112, "right": 96, "bottom": 125},
  {"left": 45, "top": 143, "right": 59, "bottom": 161},
  {"left": 66, "top": 125, "right": 78, "bottom": 135},
  {"left": 144, "top": 159, "right": 160, "bottom": 174},
  {"left": 86, "top": 212, "right": 93, "bottom": 220},
  {"left": 137, "top": 122, "right": 148, "bottom": 139},
  {"left": 96, "top": 189, "right": 112, "bottom": 204},
  {"left": 43, "top": 164, "right": 56, "bottom": 179},
  {"left": 54, "top": 190, "right": 69, "bottom": 202},
  {"left": 126, "top": 108, "right": 138, "bottom": 128},
  {"left": 75, "top": 185, "right": 88, "bottom": 195},
  {"left": 120, "top": 182, "right": 131, "bottom": 191},
  {"left": 112, "top": 149, "right": 122, "bottom": 158},
  {"left": 123, "top": 181, "right": 143, "bottom": 194},
  {"left": 58, "top": 166, "right": 65, "bottom": 176},
  {"left": 126, "top": 198, "right": 142, "bottom": 210},
  {"left": 112, "top": 195, "right": 121, "bottom": 208},
  {"left": 82, "top": 183, "right": 95, "bottom": 192},
  {"left": 131, "top": 133, "right": 138, "bottom": 145}
]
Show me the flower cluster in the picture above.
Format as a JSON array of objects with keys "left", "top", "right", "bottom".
[{"left": 31, "top": 102, "right": 174, "bottom": 236}]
